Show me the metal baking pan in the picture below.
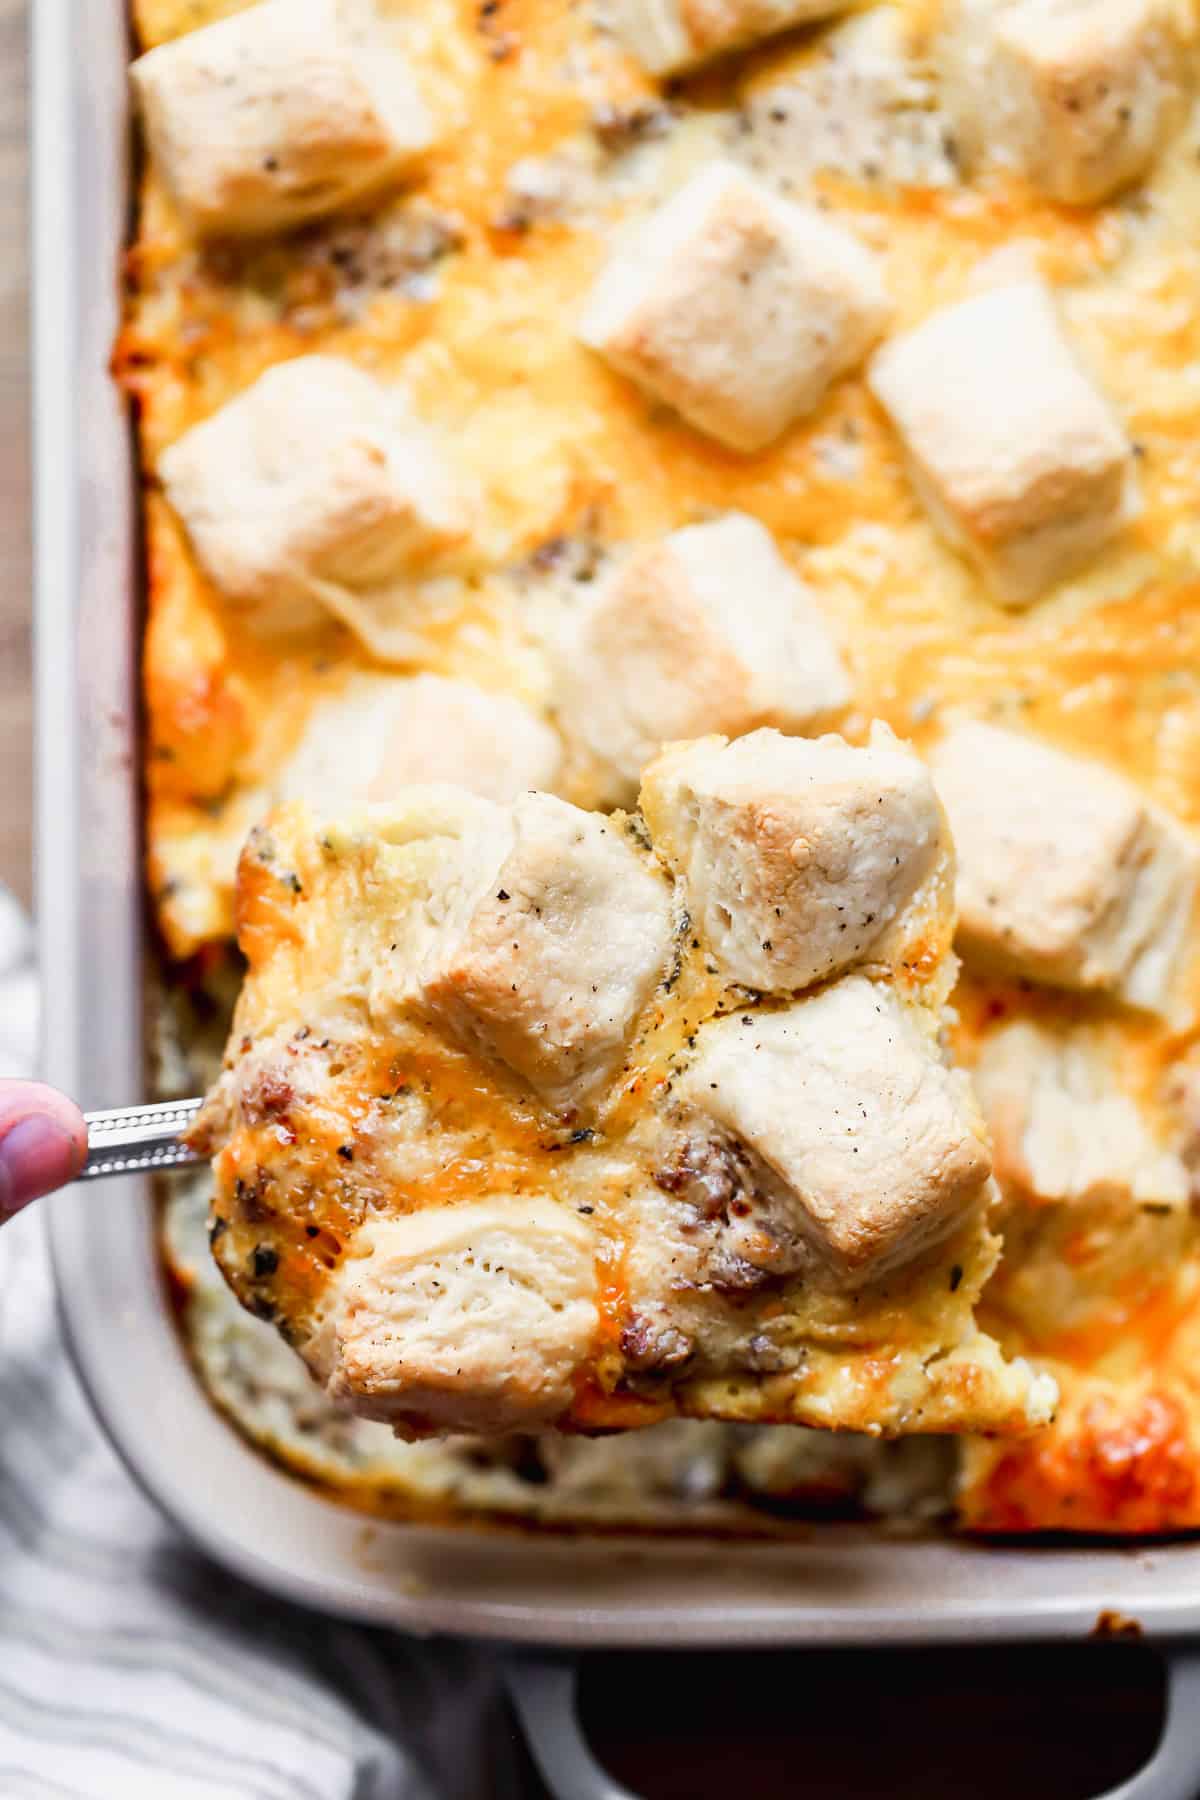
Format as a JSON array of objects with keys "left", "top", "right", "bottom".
[{"left": 30, "top": 2, "right": 1200, "bottom": 1793}]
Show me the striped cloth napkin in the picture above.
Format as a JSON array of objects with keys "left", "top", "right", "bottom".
[{"left": 0, "top": 889, "right": 526, "bottom": 1800}]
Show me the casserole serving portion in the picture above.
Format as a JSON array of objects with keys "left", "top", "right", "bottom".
[
  {"left": 122, "top": 0, "right": 1200, "bottom": 1531},
  {"left": 191, "top": 729, "right": 1053, "bottom": 1440}
]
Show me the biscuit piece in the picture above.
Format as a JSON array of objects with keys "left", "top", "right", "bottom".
[
  {"left": 559, "top": 514, "right": 849, "bottom": 793},
  {"left": 419, "top": 793, "right": 675, "bottom": 1112},
  {"left": 131, "top": 0, "right": 433, "bottom": 239},
  {"left": 159, "top": 356, "right": 463, "bottom": 628},
  {"left": 869, "top": 280, "right": 1135, "bottom": 605},
  {"left": 579, "top": 160, "right": 891, "bottom": 452},
  {"left": 931, "top": 720, "right": 1198, "bottom": 1011},
  {"left": 280, "top": 674, "right": 562, "bottom": 813},
  {"left": 319, "top": 1199, "right": 599, "bottom": 1433},
  {"left": 609, "top": 0, "right": 854, "bottom": 74},
  {"left": 974, "top": 1020, "right": 1189, "bottom": 1210},
  {"left": 641, "top": 723, "right": 944, "bottom": 992},
  {"left": 938, "top": 0, "right": 1180, "bottom": 206},
  {"left": 677, "top": 977, "right": 993, "bottom": 1283}
]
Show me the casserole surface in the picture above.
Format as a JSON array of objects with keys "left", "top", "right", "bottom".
[{"left": 123, "top": 0, "right": 1200, "bottom": 1532}]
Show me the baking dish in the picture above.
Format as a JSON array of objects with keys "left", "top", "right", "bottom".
[{"left": 30, "top": 2, "right": 1200, "bottom": 1794}]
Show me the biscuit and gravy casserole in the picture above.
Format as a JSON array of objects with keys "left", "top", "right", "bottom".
[{"left": 124, "top": 0, "right": 1200, "bottom": 1532}]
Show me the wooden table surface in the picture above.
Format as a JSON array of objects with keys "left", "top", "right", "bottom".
[{"left": 0, "top": 0, "right": 31, "bottom": 909}]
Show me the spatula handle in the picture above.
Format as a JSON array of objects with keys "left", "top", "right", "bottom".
[{"left": 81, "top": 1099, "right": 205, "bottom": 1181}]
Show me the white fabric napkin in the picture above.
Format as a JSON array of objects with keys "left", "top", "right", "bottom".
[{"left": 0, "top": 890, "right": 527, "bottom": 1800}]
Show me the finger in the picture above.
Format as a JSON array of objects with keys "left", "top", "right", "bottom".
[{"left": 0, "top": 1082, "right": 88, "bottom": 1216}]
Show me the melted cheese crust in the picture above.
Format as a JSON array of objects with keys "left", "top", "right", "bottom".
[{"left": 129, "top": 0, "right": 1200, "bottom": 1526}]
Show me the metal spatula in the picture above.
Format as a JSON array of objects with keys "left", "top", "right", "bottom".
[{"left": 81, "top": 1100, "right": 205, "bottom": 1181}]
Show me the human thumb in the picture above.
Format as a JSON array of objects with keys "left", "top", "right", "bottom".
[{"left": 0, "top": 1082, "right": 87, "bottom": 1216}]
